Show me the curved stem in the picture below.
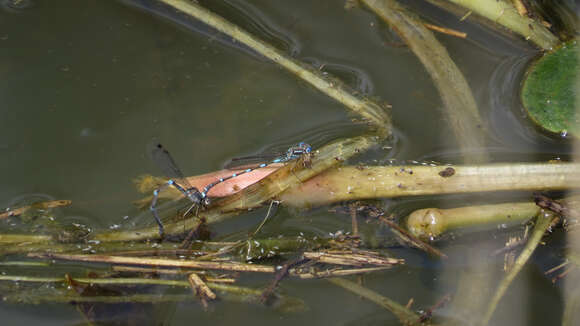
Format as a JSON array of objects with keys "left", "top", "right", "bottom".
[
  {"left": 155, "top": 0, "right": 392, "bottom": 135},
  {"left": 361, "top": 0, "right": 487, "bottom": 163}
]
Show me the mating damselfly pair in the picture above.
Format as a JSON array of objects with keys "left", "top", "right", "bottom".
[{"left": 148, "top": 142, "right": 312, "bottom": 236}]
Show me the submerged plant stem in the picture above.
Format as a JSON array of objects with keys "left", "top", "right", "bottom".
[
  {"left": 481, "top": 211, "right": 557, "bottom": 325},
  {"left": 329, "top": 277, "right": 420, "bottom": 324},
  {"left": 379, "top": 217, "right": 448, "bottom": 258},
  {"left": 28, "top": 252, "right": 275, "bottom": 273},
  {"left": 405, "top": 201, "right": 539, "bottom": 240},
  {"left": 361, "top": 0, "right": 487, "bottom": 163},
  {"left": 155, "top": 0, "right": 391, "bottom": 135},
  {"left": 0, "top": 274, "right": 279, "bottom": 304}
]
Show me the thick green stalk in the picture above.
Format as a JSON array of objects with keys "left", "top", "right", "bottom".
[
  {"left": 407, "top": 195, "right": 580, "bottom": 239},
  {"left": 405, "top": 202, "right": 539, "bottom": 240},
  {"left": 280, "top": 162, "right": 580, "bottom": 206}
]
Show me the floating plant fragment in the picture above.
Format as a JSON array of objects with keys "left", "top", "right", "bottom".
[{"left": 521, "top": 40, "right": 579, "bottom": 137}]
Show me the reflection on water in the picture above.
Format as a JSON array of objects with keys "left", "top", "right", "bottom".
[
  {"left": 0, "top": 0, "right": 33, "bottom": 13},
  {"left": 487, "top": 54, "right": 571, "bottom": 150}
]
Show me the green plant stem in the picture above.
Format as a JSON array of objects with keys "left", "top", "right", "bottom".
[
  {"left": 481, "top": 211, "right": 557, "bottom": 325},
  {"left": 155, "top": 0, "right": 391, "bottom": 135},
  {"left": 329, "top": 277, "right": 421, "bottom": 325},
  {"left": 3, "top": 293, "right": 197, "bottom": 304},
  {"left": 0, "top": 235, "right": 329, "bottom": 259},
  {"left": 0, "top": 275, "right": 253, "bottom": 295},
  {"left": 28, "top": 253, "right": 276, "bottom": 273},
  {"left": 0, "top": 240, "right": 207, "bottom": 256},
  {"left": 0, "top": 234, "right": 53, "bottom": 244},
  {"left": 0, "top": 274, "right": 306, "bottom": 309},
  {"left": 361, "top": 0, "right": 487, "bottom": 163},
  {"left": 280, "top": 162, "right": 580, "bottom": 206},
  {"left": 433, "top": 0, "right": 558, "bottom": 49},
  {"left": 0, "top": 261, "right": 50, "bottom": 267},
  {"left": 405, "top": 201, "right": 539, "bottom": 240}
]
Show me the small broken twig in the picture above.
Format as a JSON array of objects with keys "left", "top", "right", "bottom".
[
  {"left": 188, "top": 273, "right": 216, "bottom": 310},
  {"left": 418, "top": 293, "right": 452, "bottom": 322},
  {"left": 260, "top": 257, "right": 309, "bottom": 304},
  {"left": 379, "top": 217, "right": 448, "bottom": 259},
  {"left": 423, "top": 23, "right": 467, "bottom": 38}
]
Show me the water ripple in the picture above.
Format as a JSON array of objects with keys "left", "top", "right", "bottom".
[
  {"left": 486, "top": 54, "right": 572, "bottom": 155},
  {"left": 0, "top": 0, "right": 33, "bottom": 13}
]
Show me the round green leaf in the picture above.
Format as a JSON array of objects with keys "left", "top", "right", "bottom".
[{"left": 522, "top": 39, "right": 578, "bottom": 137}]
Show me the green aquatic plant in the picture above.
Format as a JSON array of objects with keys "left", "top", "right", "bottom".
[{"left": 522, "top": 40, "right": 579, "bottom": 137}]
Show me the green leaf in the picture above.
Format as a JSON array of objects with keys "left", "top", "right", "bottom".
[{"left": 522, "top": 39, "right": 578, "bottom": 137}]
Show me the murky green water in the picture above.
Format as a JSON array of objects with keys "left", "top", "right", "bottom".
[{"left": 0, "top": 0, "right": 575, "bottom": 325}]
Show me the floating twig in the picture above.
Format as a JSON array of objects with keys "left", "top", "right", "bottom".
[
  {"left": 551, "top": 266, "right": 574, "bottom": 283},
  {"left": 418, "top": 293, "right": 452, "bottom": 322},
  {"left": 329, "top": 277, "right": 420, "bottom": 324},
  {"left": 304, "top": 249, "right": 404, "bottom": 266},
  {"left": 188, "top": 273, "right": 216, "bottom": 310},
  {"left": 252, "top": 200, "right": 279, "bottom": 238},
  {"left": 261, "top": 257, "right": 309, "bottom": 304},
  {"left": 545, "top": 260, "right": 570, "bottom": 275},
  {"left": 0, "top": 200, "right": 71, "bottom": 219},
  {"left": 534, "top": 193, "right": 580, "bottom": 220},
  {"left": 292, "top": 266, "right": 392, "bottom": 279},
  {"left": 27, "top": 253, "right": 275, "bottom": 273},
  {"left": 423, "top": 22, "right": 467, "bottom": 38},
  {"left": 0, "top": 274, "right": 302, "bottom": 309},
  {"left": 379, "top": 217, "right": 448, "bottom": 259},
  {"left": 491, "top": 232, "right": 528, "bottom": 257}
]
